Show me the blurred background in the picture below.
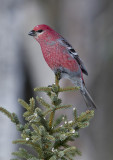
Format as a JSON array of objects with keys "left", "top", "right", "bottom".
[{"left": 0, "top": 0, "right": 113, "bottom": 159}]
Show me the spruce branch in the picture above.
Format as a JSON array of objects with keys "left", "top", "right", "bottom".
[
  {"left": 0, "top": 107, "right": 20, "bottom": 125},
  {"left": 59, "top": 86, "right": 79, "bottom": 92},
  {"left": 49, "top": 110, "right": 55, "bottom": 128},
  {"left": 36, "top": 96, "right": 51, "bottom": 109},
  {"left": 18, "top": 99, "right": 30, "bottom": 110},
  {"left": 34, "top": 86, "right": 51, "bottom": 92},
  {"left": 0, "top": 74, "right": 94, "bottom": 160},
  {"left": 0, "top": 107, "right": 12, "bottom": 119},
  {"left": 13, "top": 139, "right": 42, "bottom": 158},
  {"left": 12, "top": 148, "right": 38, "bottom": 160}
]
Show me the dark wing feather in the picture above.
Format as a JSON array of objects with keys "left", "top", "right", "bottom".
[
  {"left": 74, "top": 56, "right": 88, "bottom": 75},
  {"left": 61, "top": 38, "right": 88, "bottom": 75}
]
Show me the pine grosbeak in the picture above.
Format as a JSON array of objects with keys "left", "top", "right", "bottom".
[{"left": 28, "top": 24, "right": 96, "bottom": 108}]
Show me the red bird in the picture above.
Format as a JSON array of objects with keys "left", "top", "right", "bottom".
[{"left": 28, "top": 24, "right": 96, "bottom": 108}]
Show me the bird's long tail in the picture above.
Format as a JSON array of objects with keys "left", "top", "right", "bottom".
[{"left": 80, "top": 86, "right": 96, "bottom": 109}]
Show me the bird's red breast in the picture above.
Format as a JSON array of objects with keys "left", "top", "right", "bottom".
[{"left": 40, "top": 39, "right": 80, "bottom": 73}]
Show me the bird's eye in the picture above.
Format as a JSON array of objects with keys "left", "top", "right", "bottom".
[{"left": 37, "top": 29, "right": 43, "bottom": 33}]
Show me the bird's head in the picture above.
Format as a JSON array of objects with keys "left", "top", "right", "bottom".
[{"left": 28, "top": 24, "right": 59, "bottom": 43}]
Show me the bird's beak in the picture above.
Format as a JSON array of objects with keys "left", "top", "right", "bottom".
[{"left": 28, "top": 30, "right": 37, "bottom": 36}]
